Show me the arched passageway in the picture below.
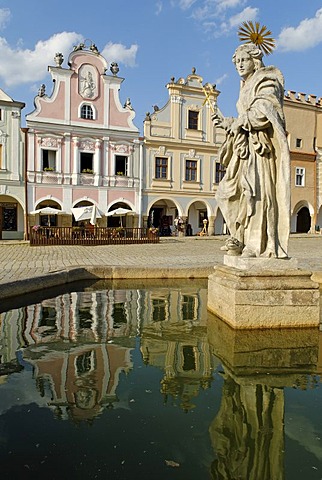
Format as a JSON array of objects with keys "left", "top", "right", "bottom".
[
  {"left": 296, "top": 207, "right": 311, "bottom": 233},
  {"left": 148, "top": 199, "right": 178, "bottom": 236}
]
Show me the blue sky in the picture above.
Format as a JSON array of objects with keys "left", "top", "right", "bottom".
[{"left": 2, "top": 0, "right": 322, "bottom": 133}]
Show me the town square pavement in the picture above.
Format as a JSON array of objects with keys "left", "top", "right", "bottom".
[{"left": 0, "top": 234, "right": 322, "bottom": 301}]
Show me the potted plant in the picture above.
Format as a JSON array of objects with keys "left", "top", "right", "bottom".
[
  {"left": 82, "top": 168, "right": 94, "bottom": 174},
  {"left": 44, "top": 167, "right": 55, "bottom": 172}
]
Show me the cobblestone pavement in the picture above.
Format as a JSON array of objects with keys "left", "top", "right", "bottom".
[{"left": 0, "top": 234, "right": 322, "bottom": 289}]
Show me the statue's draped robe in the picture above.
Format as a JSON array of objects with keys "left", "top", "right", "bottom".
[{"left": 216, "top": 66, "right": 290, "bottom": 257}]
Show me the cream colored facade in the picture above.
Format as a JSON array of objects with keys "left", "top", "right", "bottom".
[
  {"left": 284, "top": 91, "right": 318, "bottom": 232},
  {"left": 142, "top": 69, "right": 226, "bottom": 236},
  {"left": 142, "top": 70, "right": 322, "bottom": 237}
]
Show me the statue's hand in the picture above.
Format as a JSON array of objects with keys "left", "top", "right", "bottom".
[
  {"left": 212, "top": 114, "right": 234, "bottom": 131},
  {"left": 211, "top": 112, "right": 223, "bottom": 127}
]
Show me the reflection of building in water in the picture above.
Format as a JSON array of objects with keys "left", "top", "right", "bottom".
[
  {"left": 207, "top": 313, "right": 321, "bottom": 480},
  {"left": 21, "top": 289, "right": 140, "bottom": 345},
  {"left": 1, "top": 284, "right": 210, "bottom": 418},
  {"left": 138, "top": 285, "right": 208, "bottom": 328},
  {"left": 0, "top": 308, "right": 27, "bottom": 382},
  {"left": 140, "top": 285, "right": 217, "bottom": 411},
  {"left": 24, "top": 342, "right": 132, "bottom": 423}
]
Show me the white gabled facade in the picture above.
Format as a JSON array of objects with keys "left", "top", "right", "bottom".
[
  {"left": 26, "top": 41, "right": 142, "bottom": 231},
  {"left": 0, "top": 89, "right": 25, "bottom": 239}
]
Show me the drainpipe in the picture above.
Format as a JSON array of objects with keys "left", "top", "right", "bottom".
[{"left": 22, "top": 127, "right": 29, "bottom": 240}]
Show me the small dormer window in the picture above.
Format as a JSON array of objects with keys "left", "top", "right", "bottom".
[{"left": 80, "top": 104, "right": 94, "bottom": 120}]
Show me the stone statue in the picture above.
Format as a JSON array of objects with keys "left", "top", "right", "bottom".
[
  {"left": 213, "top": 43, "right": 290, "bottom": 258},
  {"left": 124, "top": 97, "right": 133, "bottom": 110},
  {"left": 90, "top": 43, "right": 99, "bottom": 54},
  {"left": 81, "top": 71, "right": 95, "bottom": 98},
  {"left": 38, "top": 84, "right": 46, "bottom": 97}
]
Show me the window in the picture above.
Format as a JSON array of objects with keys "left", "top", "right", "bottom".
[
  {"left": 185, "top": 160, "right": 197, "bottom": 181},
  {"left": 113, "top": 303, "right": 127, "bottom": 325},
  {"left": 76, "top": 351, "right": 94, "bottom": 375},
  {"left": 215, "top": 162, "right": 225, "bottom": 184},
  {"left": 39, "top": 307, "right": 56, "bottom": 329},
  {"left": 78, "top": 305, "right": 93, "bottom": 329},
  {"left": 295, "top": 167, "right": 305, "bottom": 186},
  {"left": 42, "top": 149, "right": 56, "bottom": 171},
  {"left": 115, "top": 155, "right": 128, "bottom": 176},
  {"left": 80, "top": 152, "right": 93, "bottom": 173},
  {"left": 188, "top": 110, "right": 199, "bottom": 130},
  {"left": 296, "top": 138, "right": 302, "bottom": 148},
  {"left": 152, "top": 298, "right": 167, "bottom": 322},
  {"left": 80, "top": 104, "right": 94, "bottom": 120},
  {"left": 182, "top": 346, "right": 196, "bottom": 371},
  {"left": 40, "top": 214, "right": 57, "bottom": 227},
  {"left": 1, "top": 203, "right": 17, "bottom": 231},
  {"left": 182, "top": 295, "right": 196, "bottom": 321},
  {"left": 155, "top": 157, "right": 168, "bottom": 179}
]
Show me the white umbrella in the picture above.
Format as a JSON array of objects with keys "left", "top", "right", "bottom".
[
  {"left": 30, "top": 207, "right": 66, "bottom": 215},
  {"left": 106, "top": 207, "right": 132, "bottom": 216},
  {"left": 30, "top": 207, "right": 66, "bottom": 227},
  {"left": 71, "top": 206, "right": 103, "bottom": 225},
  {"left": 106, "top": 207, "right": 132, "bottom": 227}
]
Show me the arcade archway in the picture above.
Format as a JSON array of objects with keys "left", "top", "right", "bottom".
[{"left": 296, "top": 207, "right": 311, "bottom": 233}]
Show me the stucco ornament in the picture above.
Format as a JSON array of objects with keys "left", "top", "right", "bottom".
[
  {"left": 213, "top": 37, "right": 290, "bottom": 258},
  {"left": 54, "top": 52, "right": 64, "bottom": 67},
  {"left": 79, "top": 66, "right": 98, "bottom": 100}
]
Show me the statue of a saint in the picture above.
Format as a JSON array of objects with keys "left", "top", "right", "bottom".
[
  {"left": 213, "top": 43, "right": 290, "bottom": 258},
  {"left": 81, "top": 71, "right": 95, "bottom": 98}
]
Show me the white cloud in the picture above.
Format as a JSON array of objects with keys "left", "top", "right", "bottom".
[
  {"left": 215, "top": 73, "right": 228, "bottom": 85},
  {"left": 228, "top": 6, "right": 258, "bottom": 28},
  {"left": 0, "top": 32, "right": 138, "bottom": 89},
  {"left": 216, "top": 0, "right": 246, "bottom": 12},
  {"left": 155, "top": 1, "right": 163, "bottom": 15},
  {"left": 189, "top": 0, "right": 257, "bottom": 36},
  {"left": 0, "top": 8, "right": 11, "bottom": 30},
  {"left": 277, "top": 8, "right": 322, "bottom": 52},
  {"left": 101, "top": 42, "right": 138, "bottom": 67},
  {"left": 0, "top": 32, "right": 83, "bottom": 87},
  {"left": 173, "top": 0, "right": 197, "bottom": 10}
]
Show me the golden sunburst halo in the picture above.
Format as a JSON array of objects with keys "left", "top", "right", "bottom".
[{"left": 238, "top": 21, "right": 276, "bottom": 55}]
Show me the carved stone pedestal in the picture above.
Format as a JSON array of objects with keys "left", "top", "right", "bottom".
[{"left": 207, "top": 256, "right": 320, "bottom": 329}]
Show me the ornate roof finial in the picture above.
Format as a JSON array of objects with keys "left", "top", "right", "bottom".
[
  {"left": 192, "top": 67, "right": 196, "bottom": 74},
  {"left": 110, "top": 62, "right": 119, "bottom": 76},
  {"left": 238, "top": 21, "right": 276, "bottom": 55}
]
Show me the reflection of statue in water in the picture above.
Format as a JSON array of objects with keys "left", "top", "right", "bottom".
[
  {"left": 209, "top": 371, "right": 284, "bottom": 480},
  {"left": 213, "top": 42, "right": 290, "bottom": 258}
]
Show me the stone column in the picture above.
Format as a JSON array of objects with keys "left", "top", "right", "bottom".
[{"left": 208, "top": 215, "right": 215, "bottom": 236}]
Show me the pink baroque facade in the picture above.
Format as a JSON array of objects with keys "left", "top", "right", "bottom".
[{"left": 26, "top": 41, "right": 143, "bottom": 229}]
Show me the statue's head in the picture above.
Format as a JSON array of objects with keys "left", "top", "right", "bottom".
[{"left": 232, "top": 44, "right": 264, "bottom": 79}]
